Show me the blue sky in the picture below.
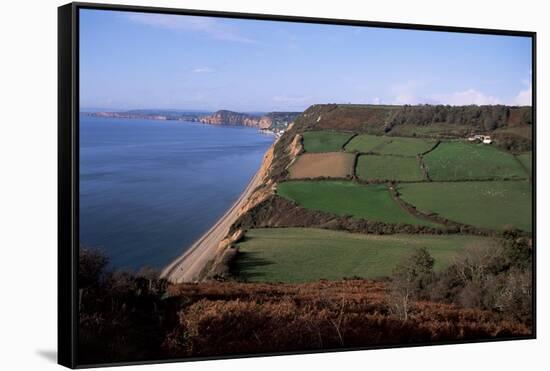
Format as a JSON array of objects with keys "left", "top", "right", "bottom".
[{"left": 80, "top": 9, "right": 532, "bottom": 112}]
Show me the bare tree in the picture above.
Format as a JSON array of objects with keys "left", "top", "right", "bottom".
[
  {"left": 389, "top": 247, "right": 434, "bottom": 321},
  {"left": 453, "top": 241, "right": 504, "bottom": 285}
]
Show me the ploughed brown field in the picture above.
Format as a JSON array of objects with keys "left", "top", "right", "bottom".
[{"left": 289, "top": 152, "right": 355, "bottom": 179}]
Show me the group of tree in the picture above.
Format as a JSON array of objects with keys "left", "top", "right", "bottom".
[
  {"left": 78, "top": 247, "right": 171, "bottom": 364},
  {"left": 389, "top": 230, "right": 532, "bottom": 325},
  {"left": 385, "top": 105, "right": 531, "bottom": 132}
]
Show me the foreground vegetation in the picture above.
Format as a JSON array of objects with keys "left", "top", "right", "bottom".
[
  {"left": 233, "top": 228, "right": 491, "bottom": 282},
  {"left": 398, "top": 181, "right": 532, "bottom": 232},
  {"left": 79, "top": 237, "right": 532, "bottom": 364},
  {"left": 387, "top": 230, "right": 532, "bottom": 324},
  {"left": 277, "top": 180, "right": 437, "bottom": 227}
]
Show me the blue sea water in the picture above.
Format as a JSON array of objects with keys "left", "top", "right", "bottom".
[{"left": 79, "top": 115, "right": 274, "bottom": 270}]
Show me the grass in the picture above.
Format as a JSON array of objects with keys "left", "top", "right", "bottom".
[
  {"left": 234, "top": 228, "right": 492, "bottom": 282},
  {"left": 356, "top": 155, "right": 424, "bottom": 181},
  {"left": 377, "top": 137, "right": 436, "bottom": 156},
  {"left": 424, "top": 142, "right": 528, "bottom": 181},
  {"left": 344, "top": 134, "right": 435, "bottom": 156},
  {"left": 516, "top": 152, "right": 532, "bottom": 175},
  {"left": 344, "top": 134, "right": 389, "bottom": 153},
  {"left": 302, "top": 131, "right": 355, "bottom": 153},
  {"left": 277, "top": 180, "right": 436, "bottom": 227},
  {"left": 398, "top": 181, "right": 532, "bottom": 232}
]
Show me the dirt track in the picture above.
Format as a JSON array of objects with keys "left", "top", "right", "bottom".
[{"left": 160, "top": 171, "right": 262, "bottom": 283}]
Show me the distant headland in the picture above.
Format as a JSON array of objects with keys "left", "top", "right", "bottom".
[{"left": 84, "top": 109, "right": 301, "bottom": 135}]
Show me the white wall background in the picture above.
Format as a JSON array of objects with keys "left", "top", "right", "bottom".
[{"left": 0, "top": 0, "right": 546, "bottom": 369}]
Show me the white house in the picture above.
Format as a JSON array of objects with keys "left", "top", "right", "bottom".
[{"left": 468, "top": 134, "right": 492, "bottom": 144}]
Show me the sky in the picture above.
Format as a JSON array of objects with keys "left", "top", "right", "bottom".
[{"left": 80, "top": 9, "right": 533, "bottom": 112}]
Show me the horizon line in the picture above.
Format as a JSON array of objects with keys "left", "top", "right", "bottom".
[{"left": 79, "top": 102, "right": 532, "bottom": 114}]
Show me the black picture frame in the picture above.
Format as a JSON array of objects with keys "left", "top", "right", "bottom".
[{"left": 58, "top": 2, "right": 537, "bottom": 368}]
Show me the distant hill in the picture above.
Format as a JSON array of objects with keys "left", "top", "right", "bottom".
[
  {"left": 85, "top": 110, "right": 206, "bottom": 122},
  {"left": 85, "top": 109, "right": 301, "bottom": 130},
  {"left": 292, "top": 104, "right": 532, "bottom": 151}
]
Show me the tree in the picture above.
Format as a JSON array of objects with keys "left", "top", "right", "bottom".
[
  {"left": 79, "top": 246, "right": 108, "bottom": 288},
  {"left": 453, "top": 242, "right": 505, "bottom": 285},
  {"left": 389, "top": 247, "right": 434, "bottom": 320}
]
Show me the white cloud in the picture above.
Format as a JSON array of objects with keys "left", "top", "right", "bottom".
[
  {"left": 393, "top": 93, "right": 419, "bottom": 105},
  {"left": 513, "top": 87, "right": 532, "bottom": 106},
  {"left": 389, "top": 80, "right": 508, "bottom": 106},
  {"left": 127, "top": 13, "right": 256, "bottom": 44},
  {"left": 512, "top": 76, "right": 532, "bottom": 106},
  {"left": 192, "top": 67, "right": 213, "bottom": 73},
  {"left": 439, "top": 89, "right": 502, "bottom": 106},
  {"left": 389, "top": 80, "right": 429, "bottom": 105},
  {"left": 371, "top": 97, "right": 381, "bottom": 105}
]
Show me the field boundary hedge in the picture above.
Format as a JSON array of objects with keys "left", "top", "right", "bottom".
[{"left": 340, "top": 132, "right": 358, "bottom": 151}]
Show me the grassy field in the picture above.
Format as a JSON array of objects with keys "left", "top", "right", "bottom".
[
  {"left": 277, "top": 180, "right": 436, "bottom": 226},
  {"left": 234, "top": 228, "right": 492, "bottom": 282},
  {"left": 356, "top": 155, "right": 424, "bottom": 181},
  {"left": 517, "top": 152, "right": 532, "bottom": 174},
  {"left": 344, "top": 134, "right": 389, "bottom": 153},
  {"left": 288, "top": 152, "right": 355, "bottom": 179},
  {"left": 344, "top": 134, "right": 435, "bottom": 156},
  {"left": 302, "top": 131, "right": 355, "bottom": 152},
  {"left": 424, "top": 142, "right": 528, "bottom": 180},
  {"left": 377, "top": 137, "right": 436, "bottom": 156},
  {"left": 398, "top": 181, "right": 532, "bottom": 232}
]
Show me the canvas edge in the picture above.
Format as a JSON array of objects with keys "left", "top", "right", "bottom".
[
  {"left": 57, "top": 2, "right": 537, "bottom": 368},
  {"left": 58, "top": 3, "right": 78, "bottom": 369}
]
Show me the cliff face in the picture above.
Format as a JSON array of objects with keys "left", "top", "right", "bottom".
[
  {"left": 199, "top": 110, "right": 261, "bottom": 127},
  {"left": 199, "top": 110, "right": 300, "bottom": 129}
]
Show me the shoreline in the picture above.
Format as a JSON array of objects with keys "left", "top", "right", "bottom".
[{"left": 160, "top": 169, "right": 263, "bottom": 283}]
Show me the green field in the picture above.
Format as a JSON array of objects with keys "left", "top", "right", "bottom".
[
  {"left": 517, "top": 152, "right": 532, "bottom": 174},
  {"left": 234, "top": 228, "right": 492, "bottom": 282},
  {"left": 356, "top": 155, "right": 424, "bottom": 181},
  {"left": 302, "top": 131, "right": 355, "bottom": 153},
  {"left": 344, "top": 134, "right": 389, "bottom": 153},
  {"left": 399, "top": 181, "right": 532, "bottom": 232},
  {"left": 424, "top": 142, "right": 528, "bottom": 180},
  {"left": 345, "top": 134, "right": 435, "bottom": 156},
  {"left": 377, "top": 137, "right": 436, "bottom": 156},
  {"left": 277, "top": 180, "right": 436, "bottom": 226}
]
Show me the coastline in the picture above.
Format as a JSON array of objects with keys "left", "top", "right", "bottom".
[{"left": 160, "top": 168, "right": 264, "bottom": 283}]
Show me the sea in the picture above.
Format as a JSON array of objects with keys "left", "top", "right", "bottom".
[{"left": 79, "top": 114, "right": 274, "bottom": 271}]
